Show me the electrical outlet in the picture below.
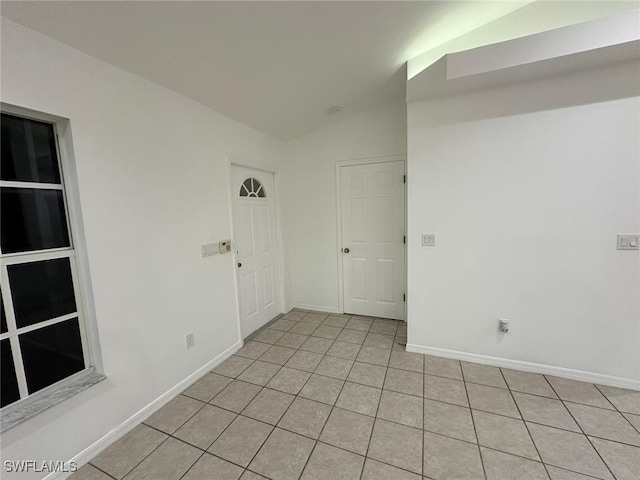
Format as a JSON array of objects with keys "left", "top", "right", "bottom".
[
  {"left": 617, "top": 234, "right": 639, "bottom": 250},
  {"left": 498, "top": 319, "right": 509, "bottom": 333},
  {"left": 186, "top": 333, "right": 195, "bottom": 348},
  {"left": 422, "top": 234, "right": 436, "bottom": 246}
]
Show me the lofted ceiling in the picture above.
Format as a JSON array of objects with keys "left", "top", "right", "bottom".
[{"left": 1, "top": 1, "right": 531, "bottom": 141}]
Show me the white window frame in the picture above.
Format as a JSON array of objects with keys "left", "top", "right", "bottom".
[{"left": 0, "top": 103, "right": 103, "bottom": 430}]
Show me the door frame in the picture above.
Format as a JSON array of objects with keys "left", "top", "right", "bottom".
[
  {"left": 227, "top": 154, "right": 285, "bottom": 341},
  {"left": 335, "top": 154, "right": 407, "bottom": 320}
]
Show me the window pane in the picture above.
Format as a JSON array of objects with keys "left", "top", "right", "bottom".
[
  {"left": 1, "top": 291, "right": 7, "bottom": 334},
  {"left": 1, "top": 339, "right": 21, "bottom": 407},
  {"left": 1, "top": 187, "right": 70, "bottom": 253},
  {"left": 1, "top": 114, "right": 61, "bottom": 184},
  {"left": 20, "top": 318, "right": 84, "bottom": 394},
  {"left": 8, "top": 258, "right": 76, "bottom": 328}
]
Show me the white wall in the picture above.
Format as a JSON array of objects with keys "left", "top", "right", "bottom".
[
  {"left": 281, "top": 101, "right": 406, "bottom": 312},
  {"left": 407, "top": 62, "right": 640, "bottom": 385},
  {"left": 0, "top": 18, "right": 283, "bottom": 479}
]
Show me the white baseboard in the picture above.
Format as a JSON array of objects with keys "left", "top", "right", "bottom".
[
  {"left": 290, "top": 303, "right": 341, "bottom": 314},
  {"left": 44, "top": 341, "right": 242, "bottom": 480},
  {"left": 406, "top": 344, "right": 640, "bottom": 391}
]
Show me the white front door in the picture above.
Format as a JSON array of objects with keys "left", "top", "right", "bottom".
[
  {"left": 231, "top": 165, "right": 281, "bottom": 337},
  {"left": 340, "top": 161, "right": 405, "bottom": 320}
]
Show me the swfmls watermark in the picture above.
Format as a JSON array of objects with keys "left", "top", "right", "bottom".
[{"left": 3, "top": 460, "right": 78, "bottom": 473}]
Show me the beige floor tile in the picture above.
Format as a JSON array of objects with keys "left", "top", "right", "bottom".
[
  {"left": 282, "top": 310, "right": 306, "bottom": 321},
  {"left": 513, "top": 392, "right": 581, "bottom": 432},
  {"left": 300, "top": 336, "right": 334, "bottom": 354},
  {"left": 143, "top": 395, "right": 204, "bottom": 434},
  {"left": 70, "top": 465, "right": 113, "bottom": 480},
  {"left": 210, "top": 380, "right": 262, "bottom": 413},
  {"left": 269, "top": 318, "right": 297, "bottom": 332},
  {"left": 277, "top": 397, "right": 331, "bottom": 439},
  {"left": 466, "top": 383, "right": 521, "bottom": 418},
  {"left": 300, "top": 442, "right": 364, "bottom": 480},
  {"left": 322, "top": 316, "right": 349, "bottom": 328},
  {"left": 289, "top": 322, "right": 318, "bottom": 335},
  {"left": 423, "top": 355, "right": 463, "bottom": 380},
  {"left": 285, "top": 350, "right": 323, "bottom": 372},
  {"left": 174, "top": 404, "right": 237, "bottom": 449},
  {"left": 275, "top": 332, "right": 309, "bottom": 349},
  {"left": 249, "top": 428, "right": 315, "bottom": 480},
  {"left": 424, "top": 398, "right": 476, "bottom": 443},
  {"left": 545, "top": 377, "right": 613, "bottom": 410},
  {"left": 590, "top": 436, "right": 640, "bottom": 480},
  {"left": 596, "top": 385, "right": 640, "bottom": 415},
  {"left": 565, "top": 402, "right": 640, "bottom": 446},
  {"left": 336, "top": 329, "right": 367, "bottom": 345},
  {"left": 363, "top": 332, "right": 394, "bottom": 349},
  {"left": 356, "top": 346, "right": 390, "bottom": 366},
  {"left": 237, "top": 361, "right": 281, "bottom": 386},
  {"left": 208, "top": 416, "right": 273, "bottom": 467},
  {"left": 182, "top": 373, "right": 232, "bottom": 402},
  {"left": 345, "top": 318, "right": 373, "bottom": 331},
  {"left": 266, "top": 367, "right": 311, "bottom": 395},
  {"left": 251, "top": 329, "right": 285, "bottom": 345},
  {"left": 91, "top": 424, "right": 167, "bottom": 479},
  {"left": 377, "top": 390, "right": 422, "bottom": 428},
  {"left": 242, "top": 388, "right": 295, "bottom": 425},
  {"left": 624, "top": 412, "right": 640, "bottom": 431},
  {"left": 389, "top": 351, "right": 423, "bottom": 373},
  {"left": 314, "top": 356, "right": 353, "bottom": 380},
  {"left": 298, "top": 374, "right": 344, "bottom": 405},
  {"left": 361, "top": 459, "right": 420, "bottom": 480},
  {"left": 312, "top": 325, "right": 342, "bottom": 340},
  {"left": 319, "top": 407, "right": 374, "bottom": 455},
  {"left": 347, "top": 362, "right": 386, "bottom": 388},
  {"left": 214, "top": 355, "right": 255, "bottom": 378},
  {"left": 301, "top": 313, "right": 328, "bottom": 325},
  {"left": 367, "top": 419, "right": 423, "bottom": 474},
  {"left": 258, "top": 345, "right": 297, "bottom": 366},
  {"left": 235, "top": 341, "right": 271, "bottom": 360},
  {"left": 502, "top": 369, "right": 557, "bottom": 398},
  {"left": 423, "top": 432, "right": 484, "bottom": 480},
  {"left": 462, "top": 362, "right": 507, "bottom": 389},
  {"left": 370, "top": 321, "right": 398, "bottom": 336},
  {"left": 472, "top": 410, "right": 538, "bottom": 460},
  {"left": 326, "top": 341, "right": 361, "bottom": 360},
  {"left": 383, "top": 367, "right": 423, "bottom": 397},
  {"left": 124, "top": 437, "right": 200, "bottom": 480},
  {"left": 423, "top": 373, "right": 469, "bottom": 407},
  {"left": 526, "top": 422, "right": 612, "bottom": 479},
  {"left": 546, "top": 465, "right": 600, "bottom": 480},
  {"left": 336, "top": 382, "right": 381, "bottom": 416},
  {"left": 181, "top": 453, "right": 243, "bottom": 480},
  {"left": 481, "top": 447, "right": 549, "bottom": 480}
]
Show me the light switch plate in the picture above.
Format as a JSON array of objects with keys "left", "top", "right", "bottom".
[
  {"left": 422, "top": 234, "right": 436, "bottom": 246},
  {"left": 617, "top": 234, "right": 639, "bottom": 250},
  {"left": 219, "top": 240, "right": 232, "bottom": 254}
]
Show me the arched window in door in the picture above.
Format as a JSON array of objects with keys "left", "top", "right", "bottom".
[{"left": 239, "top": 178, "right": 266, "bottom": 198}]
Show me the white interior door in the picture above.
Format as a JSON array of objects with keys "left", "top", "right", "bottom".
[
  {"left": 231, "top": 165, "right": 281, "bottom": 337},
  {"left": 341, "top": 161, "right": 405, "bottom": 320}
]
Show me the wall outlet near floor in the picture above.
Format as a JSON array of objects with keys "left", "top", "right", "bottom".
[
  {"left": 186, "top": 333, "right": 195, "bottom": 348},
  {"left": 498, "top": 319, "right": 510, "bottom": 333},
  {"left": 617, "top": 234, "right": 639, "bottom": 250}
]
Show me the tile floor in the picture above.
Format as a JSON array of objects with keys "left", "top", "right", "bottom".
[{"left": 71, "top": 310, "right": 640, "bottom": 480}]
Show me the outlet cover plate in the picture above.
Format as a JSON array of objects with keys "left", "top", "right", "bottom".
[{"left": 617, "top": 234, "right": 639, "bottom": 250}]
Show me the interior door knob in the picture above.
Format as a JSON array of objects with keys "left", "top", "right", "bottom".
[
  {"left": 237, "top": 262, "right": 242, "bottom": 267},
  {"left": 343, "top": 248, "right": 350, "bottom": 254}
]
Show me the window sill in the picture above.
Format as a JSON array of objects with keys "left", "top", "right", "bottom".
[{"left": 0, "top": 370, "right": 106, "bottom": 433}]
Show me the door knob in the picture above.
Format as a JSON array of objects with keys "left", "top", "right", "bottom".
[
  {"left": 237, "top": 262, "right": 242, "bottom": 267},
  {"left": 343, "top": 248, "right": 350, "bottom": 254}
]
